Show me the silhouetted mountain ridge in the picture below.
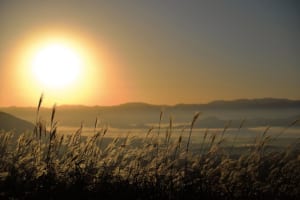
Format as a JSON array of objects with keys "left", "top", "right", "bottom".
[
  {"left": 5, "top": 98, "right": 299, "bottom": 110},
  {"left": 1, "top": 98, "right": 299, "bottom": 129},
  {"left": 172, "top": 98, "right": 300, "bottom": 110},
  {"left": 0, "top": 111, "right": 34, "bottom": 134},
  {"left": 206, "top": 98, "right": 300, "bottom": 109}
]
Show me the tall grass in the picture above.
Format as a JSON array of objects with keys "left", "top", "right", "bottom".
[{"left": 0, "top": 98, "right": 299, "bottom": 199}]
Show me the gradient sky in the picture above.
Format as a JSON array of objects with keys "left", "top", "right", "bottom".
[{"left": 0, "top": 0, "right": 299, "bottom": 106}]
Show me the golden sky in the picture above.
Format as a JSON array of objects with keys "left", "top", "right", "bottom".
[{"left": 0, "top": 1, "right": 299, "bottom": 107}]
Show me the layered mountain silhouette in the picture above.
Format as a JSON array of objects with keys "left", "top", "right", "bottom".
[
  {"left": 0, "top": 111, "right": 34, "bottom": 134},
  {"left": 0, "top": 98, "right": 299, "bottom": 129}
]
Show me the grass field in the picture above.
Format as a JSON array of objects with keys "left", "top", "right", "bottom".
[{"left": 0, "top": 101, "right": 299, "bottom": 199}]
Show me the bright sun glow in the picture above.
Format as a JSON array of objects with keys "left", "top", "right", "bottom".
[
  {"left": 15, "top": 32, "right": 105, "bottom": 106},
  {"left": 13, "top": 30, "right": 113, "bottom": 106},
  {"left": 32, "top": 43, "right": 82, "bottom": 89}
]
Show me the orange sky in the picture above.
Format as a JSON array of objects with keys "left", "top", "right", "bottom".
[{"left": 0, "top": 1, "right": 299, "bottom": 107}]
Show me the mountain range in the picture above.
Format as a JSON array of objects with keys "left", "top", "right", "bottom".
[{"left": 1, "top": 98, "right": 299, "bottom": 129}]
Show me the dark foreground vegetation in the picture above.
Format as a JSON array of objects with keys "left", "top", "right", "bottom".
[{"left": 0, "top": 99, "right": 299, "bottom": 199}]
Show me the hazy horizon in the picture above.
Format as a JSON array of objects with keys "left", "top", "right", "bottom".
[{"left": 0, "top": 97, "right": 300, "bottom": 108}]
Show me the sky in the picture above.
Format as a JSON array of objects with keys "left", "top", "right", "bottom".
[{"left": 0, "top": 0, "right": 299, "bottom": 106}]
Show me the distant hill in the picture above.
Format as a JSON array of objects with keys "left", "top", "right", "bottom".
[
  {"left": 0, "top": 98, "right": 299, "bottom": 129},
  {"left": 205, "top": 98, "right": 300, "bottom": 109},
  {"left": 171, "top": 98, "right": 300, "bottom": 110},
  {"left": 0, "top": 111, "right": 34, "bottom": 134},
  {"left": 97, "top": 98, "right": 300, "bottom": 111},
  {"left": 3, "top": 98, "right": 300, "bottom": 111}
]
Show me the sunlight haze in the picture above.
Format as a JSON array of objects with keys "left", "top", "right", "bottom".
[{"left": 0, "top": 0, "right": 299, "bottom": 106}]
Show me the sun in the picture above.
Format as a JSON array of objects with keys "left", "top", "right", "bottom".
[
  {"left": 19, "top": 32, "right": 104, "bottom": 106},
  {"left": 31, "top": 43, "right": 82, "bottom": 89},
  {"left": 13, "top": 29, "right": 115, "bottom": 106}
]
